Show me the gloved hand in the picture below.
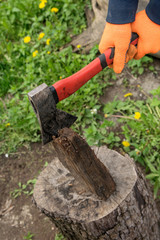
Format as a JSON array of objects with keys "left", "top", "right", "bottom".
[
  {"left": 132, "top": 10, "right": 160, "bottom": 59},
  {"left": 99, "top": 22, "right": 137, "bottom": 73}
]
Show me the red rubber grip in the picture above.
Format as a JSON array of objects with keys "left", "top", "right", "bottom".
[
  {"left": 53, "top": 49, "right": 113, "bottom": 102},
  {"left": 52, "top": 33, "right": 138, "bottom": 102},
  {"left": 53, "top": 56, "right": 103, "bottom": 101}
]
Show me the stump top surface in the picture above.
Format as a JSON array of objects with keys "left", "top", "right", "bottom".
[{"left": 33, "top": 146, "right": 137, "bottom": 223}]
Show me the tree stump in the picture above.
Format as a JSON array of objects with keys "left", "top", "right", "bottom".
[{"left": 33, "top": 130, "right": 160, "bottom": 240}]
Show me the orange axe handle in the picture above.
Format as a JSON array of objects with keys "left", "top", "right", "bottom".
[{"left": 50, "top": 33, "right": 138, "bottom": 103}]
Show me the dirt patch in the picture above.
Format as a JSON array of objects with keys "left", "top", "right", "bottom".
[
  {"left": 0, "top": 142, "right": 58, "bottom": 240},
  {"left": 101, "top": 58, "right": 160, "bottom": 104}
]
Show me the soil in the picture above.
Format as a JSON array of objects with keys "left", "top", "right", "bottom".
[
  {"left": 0, "top": 58, "right": 160, "bottom": 240},
  {"left": 0, "top": 142, "right": 58, "bottom": 240}
]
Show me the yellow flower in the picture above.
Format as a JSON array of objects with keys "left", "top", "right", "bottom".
[
  {"left": 59, "top": 76, "right": 62, "bottom": 80},
  {"left": 124, "top": 93, "right": 133, "bottom": 98},
  {"left": 24, "top": 36, "right": 31, "bottom": 43},
  {"left": 137, "top": 84, "right": 141, "bottom": 88},
  {"left": 134, "top": 112, "right": 141, "bottom": 120},
  {"left": 104, "top": 114, "right": 108, "bottom": 118},
  {"left": 38, "top": 32, "right": 45, "bottom": 40},
  {"left": 32, "top": 50, "right": 38, "bottom": 57},
  {"left": 46, "top": 38, "right": 51, "bottom": 45},
  {"left": 5, "top": 123, "right": 10, "bottom": 127},
  {"left": 77, "top": 44, "right": 81, "bottom": 49},
  {"left": 39, "top": 2, "right": 45, "bottom": 9},
  {"left": 40, "top": 0, "right": 47, "bottom": 2},
  {"left": 136, "top": 150, "right": 140, "bottom": 155},
  {"left": 47, "top": 51, "right": 51, "bottom": 54},
  {"left": 51, "top": 7, "right": 59, "bottom": 13},
  {"left": 122, "top": 141, "right": 130, "bottom": 147}
]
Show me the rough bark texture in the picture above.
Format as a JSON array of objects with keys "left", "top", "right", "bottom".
[
  {"left": 71, "top": 0, "right": 160, "bottom": 58},
  {"left": 52, "top": 128, "right": 116, "bottom": 201},
  {"left": 33, "top": 146, "right": 160, "bottom": 240}
]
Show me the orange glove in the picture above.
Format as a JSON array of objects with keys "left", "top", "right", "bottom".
[
  {"left": 131, "top": 10, "right": 160, "bottom": 59},
  {"left": 99, "top": 22, "right": 137, "bottom": 73}
]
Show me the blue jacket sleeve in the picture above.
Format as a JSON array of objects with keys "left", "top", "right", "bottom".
[
  {"left": 146, "top": 0, "right": 160, "bottom": 25},
  {"left": 106, "top": 0, "right": 160, "bottom": 25},
  {"left": 106, "top": 0, "right": 138, "bottom": 24}
]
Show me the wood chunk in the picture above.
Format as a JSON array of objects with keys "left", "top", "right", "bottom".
[{"left": 52, "top": 128, "right": 116, "bottom": 201}]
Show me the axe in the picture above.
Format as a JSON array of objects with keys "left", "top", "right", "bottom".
[{"left": 28, "top": 33, "right": 138, "bottom": 145}]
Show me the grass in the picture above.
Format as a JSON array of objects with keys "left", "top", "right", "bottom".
[{"left": 0, "top": 0, "right": 160, "bottom": 202}]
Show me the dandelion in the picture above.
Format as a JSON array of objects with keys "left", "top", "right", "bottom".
[
  {"left": 122, "top": 141, "right": 130, "bottom": 147},
  {"left": 47, "top": 51, "right": 51, "bottom": 54},
  {"left": 124, "top": 93, "right": 133, "bottom": 98},
  {"left": 24, "top": 36, "right": 31, "bottom": 43},
  {"left": 46, "top": 38, "right": 51, "bottom": 45},
  {"left": 32, "top": 50, "right": 38, "bottom": 57},
  {"left": 104, "top": 114, "right": 108, "bottom": 118},
  {"left": 51, "top": 7, "right": 59, "bottom": 13},
  {"left": 5, "top": 123, "right": 10, "bottom": 127},
  {"left": 137, "top": 84, "right": 141, "bottom": 88},
  {"left": 38, "top": 32, "right": 45, "bottom": 40},
  {"left": 136, "top": 150, "right": 140, "bottom": 155},
  {"left": 40, "top": 0, "right": 47, "bottom": 2},
  {"left": 77, "top": 44, "right": 81, "bottom": 49},
  {"left": 134, "top": 112, "right": 141, "bottom": 120},
  {"left": 59, "top": 76, "right": 62, "bottom": 80},
  {"left": 39, "top": 2, "right": 45, "bottom": 9}
]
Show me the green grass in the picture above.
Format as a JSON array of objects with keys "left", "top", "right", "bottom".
[{"left": 84, "top": 85, "right": 160, "bottom": 198}]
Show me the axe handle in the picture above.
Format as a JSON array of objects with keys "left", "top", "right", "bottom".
[{"left": 51, "top": 33, "right": 138, "bottom": 103}]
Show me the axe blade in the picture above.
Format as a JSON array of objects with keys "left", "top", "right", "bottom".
[{"left": 28, "top": 83, "right": 77, "bottom": 145}]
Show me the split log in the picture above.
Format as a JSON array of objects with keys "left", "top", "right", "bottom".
[
  {"left": 33, "top": 138, "right": 160, "bottom": 239},
  {"left": 52, "top": 128, "right": 116, "bottom": 201}
]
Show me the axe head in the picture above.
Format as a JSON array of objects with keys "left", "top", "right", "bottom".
[{"left": 28, "top": 83, "right": 77, "bottom": 145}]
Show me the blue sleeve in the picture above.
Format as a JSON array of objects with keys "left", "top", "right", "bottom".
[
  {"left": 106, "top": 0, "right": 138, "bottom": 24},
  {"left": 146, "top": 0, "right": 160, "bottom": 25}
]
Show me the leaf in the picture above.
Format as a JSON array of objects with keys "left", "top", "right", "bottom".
[
  {"left": 150, "top": 97, "right": 160, "bottom": 107},
  {"left": 153, "top": 179, "right": 160, "bottom": 199},
  {"left": 146, "top": 173, "right": 159, "bottom": 180},
  {"left": 138, "top": 67, "right": 144, "bottom": 75}
]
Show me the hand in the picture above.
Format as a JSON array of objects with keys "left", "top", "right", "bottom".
[
  {"left": 99, "top": 22, "right": 136, "bottom": 73},
  {"left": 131, "top": 10, "right": 160, "bottom": 59}
]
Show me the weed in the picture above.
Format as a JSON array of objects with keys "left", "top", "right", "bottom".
[
  {"left": 11, "top": 178, "right": 36, "bottom": 198},
  {"left": 128, "top": 56, "right": 154, "bottom": 76},
  {"left": 23, "top": 232, "right": 34, "bottom": 240},
  {"left": 55, "top": 234, "right": 65, "bottom": 240}
]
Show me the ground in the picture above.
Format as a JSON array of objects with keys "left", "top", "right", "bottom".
[{"left": 0, "top": 58, "right": 160, "bottom": 240}]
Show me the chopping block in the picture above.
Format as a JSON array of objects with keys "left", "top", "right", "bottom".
[{"left": 33, "top": 128, "right": 159, "bottom": 240}]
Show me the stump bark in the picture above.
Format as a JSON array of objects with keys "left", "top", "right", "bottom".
[{"left": 33, "top": 141, "right": 160, "bottom": 239}]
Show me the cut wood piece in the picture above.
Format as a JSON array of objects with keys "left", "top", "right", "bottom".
[
  {"left": 52, "top": 128, "right": 116, "bottom": 201},
  {"left": 33, "top": 146, "right": 160, "bottom": 240}
]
